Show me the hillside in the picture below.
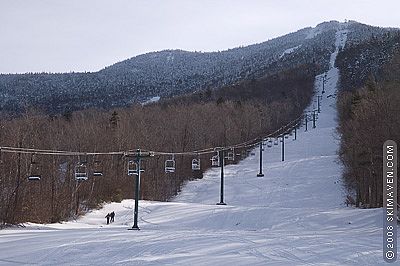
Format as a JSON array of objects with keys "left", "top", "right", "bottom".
[
  {"left": 0, "top": 21, "right": 396, "bottom": 114},
  {"left": 0, "top": 27, "right": 390, "bottom": 264},
  {"left": 336, "top": 30, "right": 400, "bottom": 92},
  {"left": 336, "top": 31, "right": 400, "bottom": 208}
]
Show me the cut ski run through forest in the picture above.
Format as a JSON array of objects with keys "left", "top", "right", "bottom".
[{"left": 0, "top": 26, "right": 394, "bottom": 266}]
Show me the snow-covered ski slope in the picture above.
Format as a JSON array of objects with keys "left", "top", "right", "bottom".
[{"left": 0, "top": 25, "right": 393, "bottom": 265}]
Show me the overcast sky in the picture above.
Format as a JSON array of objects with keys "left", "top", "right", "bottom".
[{"left": 1, "top": 0, "right": 399, "bottom": 74}]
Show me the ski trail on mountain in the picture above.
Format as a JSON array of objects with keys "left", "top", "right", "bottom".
[
  {"left": 0, "top": 25, "right": 394, "bottom": 266},
  {"left": 175, "top": 28, "right": 350, "bottom": 209}
]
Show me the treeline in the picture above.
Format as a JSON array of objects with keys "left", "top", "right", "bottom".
[
  {"left": 337, "top": 50, "right": 400, "bottom": 207},
  {"left": 0, "top": 65, "right": 315, "bottom": 224},
  {"left": 336, "top": 31, "right": 400, "bottom": 92},
  {"left": 164, "top": 64, "right": 317, "bottom": 107}
]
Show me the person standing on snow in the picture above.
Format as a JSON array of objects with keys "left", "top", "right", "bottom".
[
  {"left": 105, "top": 213, "right": 111, "bottom": 225},
  {"left": 110, "top": 211, "right": 115, "bottom": 223}
]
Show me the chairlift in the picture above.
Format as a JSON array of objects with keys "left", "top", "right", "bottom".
[
  {"left": 274, "top": 138, "right": 279, "bottom": 145},
  {"left": 211, "top": 153, "right": 220, "bottom": 167},
  {"left": 127, "top": 160, "right": 140, "bottom": 176},
  {"left": 165, "top": 155, "right": 176, "bottom": 173},
  {"left": 93, "top": 159, "right": 103, "bottom": 177},
  {"left": 192, "top": 158, "right": 201, "bottom": 171},
  {"left": 28, "top": 154, "right": 41, "bottom": 181},
  {"left": 75, "top": 158, "right": 88, "bottom": 181},
  {"left": 267, "top": 140, "right": 273, "bottom": 148},
  {"left": 226, "top": 149, "right": 235, "bottom": 161},
  {"left": 245, "top": 148, "right": 254, "bottom": 156},
  {"left": 262, "top": 139, "right": 267, "bottom": 146},
  {"left": 285, "top": 134, "right": 289, "bottom": 139}
]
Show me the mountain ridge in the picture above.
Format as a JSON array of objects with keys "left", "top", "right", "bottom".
[{"left": 0, "top": 20, "right": 397, "bottom": 114}]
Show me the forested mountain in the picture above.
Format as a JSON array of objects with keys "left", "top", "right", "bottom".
[
  {"left": 336, "top": 30, "right": 400, "bottom": 91},
  {"left": 0, "top": 20, "right": 395, "bottom": 115},
  {"left": 1, "top": 19, "right": 400, "bottom": 224},
  {"left": 336, "top": 28, "right": 400, "bottom": 208}
]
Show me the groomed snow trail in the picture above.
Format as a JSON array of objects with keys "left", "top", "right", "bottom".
[{"left": 0, "top": 25, "right": 393, "bottom": 265}]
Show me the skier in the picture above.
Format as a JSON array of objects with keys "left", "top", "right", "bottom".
[
  {"left": 105, "top": 213, "right": 110, "bottom": 225},
  {"left": 110, "top": 211, "right": 115, "bottom": 223}
]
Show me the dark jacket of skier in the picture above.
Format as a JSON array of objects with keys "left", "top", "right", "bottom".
[{"left": 110, "top": 211, "right": 115, "bottom": 223}]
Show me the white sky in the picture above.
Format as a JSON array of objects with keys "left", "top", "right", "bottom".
[{"left": 0, "top": 0, "right": 399, "bottom": 74}]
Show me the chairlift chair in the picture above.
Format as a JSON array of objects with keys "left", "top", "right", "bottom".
[
  {"left": 211, "top": 154, "right": 220, "bottom": 167},
  {"left": 274, "top": 138, "right": 279, "bottom": 145},
  {"left": 28, "top": 154, "right": 41, "bottom": 181},
  {"left": 75, "top": 161, "right": 88, "bottom": 181},
  {"left": 165, "top": 155, "right": 176, "bottom": 173},
  {"left": 93, "top": 160, "right": 103, "bottom": 177},
  {"left": 226, "top": 149, "right": 235, "bottom": 161},
  {"left": 284, "top": 134, "right": 289, "bottom": 139},
  {"left": 127, "top": 160, "right": 140, "bottom": 176},
  {"left": 192, "top": 158, "right": 201, "bottom": 171},
  {"left": 262, "top": 140, "right": 267, "bottom": 147},
  {"left": 267, "top": 139, "right": 273, "bottom": 148}
]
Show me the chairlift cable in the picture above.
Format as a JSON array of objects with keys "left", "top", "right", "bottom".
[{"left": 0, "top": 113, "right": 304, "bottom": 157}]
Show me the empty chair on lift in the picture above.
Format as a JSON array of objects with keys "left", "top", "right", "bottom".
[
  {"left": 28, "top": 154, "right": 41, "bottom": 181},
  {"left": 226, "top": 150, "right": 235, "bottom": 161},
  {"left": 274, "top": 138, "right": 279, "bottom": 145},
  {"left": 127, "top": 160, "right": 139, "bottom": 175},
  {"left": 93, "top": 160, "right": 103, "bottom": 177},
  {"left": 211, "top": 154, "right": 220, "bottom": 167},
  {"left": 285, "top": 134, "right": 289, "bottom": 139},
  {"left": 267, "top": 139, "right": 273, "bottom": 148},
  {"left": 192, "top": 158, "right": 201, "bottom": 171},
  {"left": 165, "top": 155, "right": 176, "bottom": 173},
  {"left": 75, "top": 161, "right": 88, "bottom": 181}
]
